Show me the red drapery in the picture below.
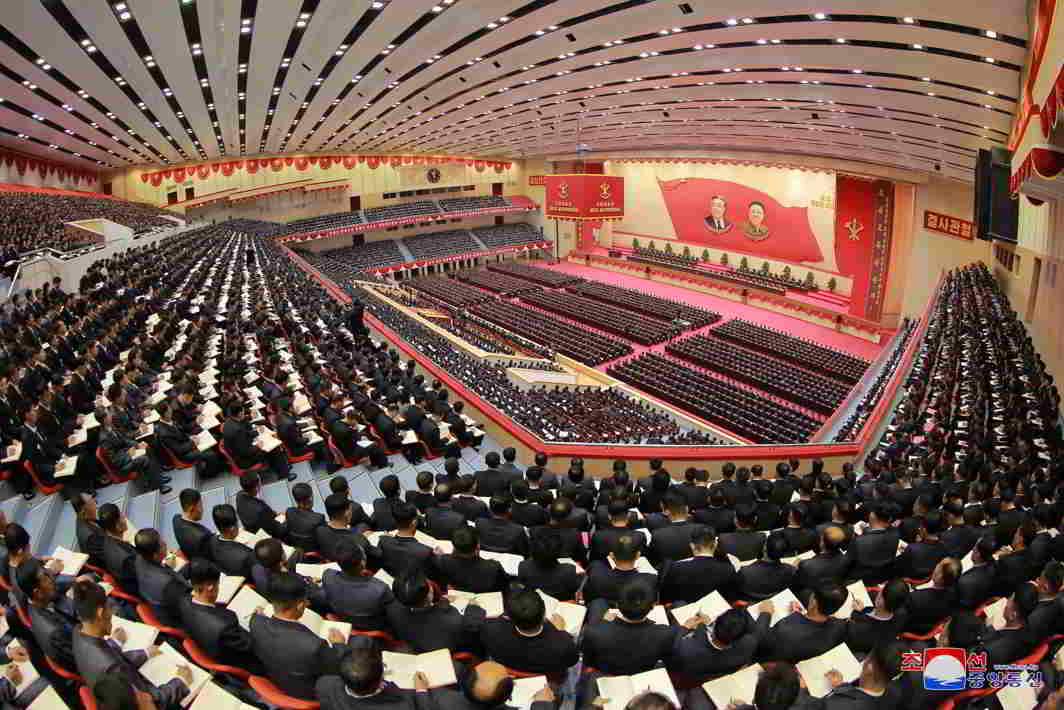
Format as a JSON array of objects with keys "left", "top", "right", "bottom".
[{"left": 835, "top": 176, "right": 893, "bottom": 321}]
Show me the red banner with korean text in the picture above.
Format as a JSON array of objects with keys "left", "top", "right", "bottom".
[
  {"left": 835, "top": 176, "right": 894, "bottom": 321},
  {"left": 544, "top": 175, "right": 624, "bottom": 220},
  {"left": 923, "top": 210, "right": 973, "bottom": 240}
]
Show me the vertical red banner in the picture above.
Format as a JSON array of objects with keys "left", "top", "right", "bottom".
[
  {"left": 544, "top": 175, "right": 624, "bottom": 219},
  {"left": 835, "top": 176, "right": 894, "bottom": 321}
]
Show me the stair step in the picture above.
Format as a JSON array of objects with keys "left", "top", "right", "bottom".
[
  {"left": 159, "top": 499, "right": 183, "bottom": 551},
  {"left": 97, "top": 482, "right": 133, "bottom": 506},
  {"left": 162, "top": 467, "right": 198, "bottom": 503},
  {"left": 373, "top": 463, "right": 417, "bottom": 491},
  {"left": 347, "top": 471, "right": 382, "bottom": 505},
  {"left": 127, "top": 490, "right": 161, "bottom": 534},
  {"left": 47, "top": 494, "right": 79, "bottom": 554},
  {"left": 0, "top": 495, "right": 31, "bottom": 530},
  {"left": 290, "top": 461, "right": 314, "bottom": 483},
  {"left": 27, "top": 495, "right": 62, "bottom": 557}
]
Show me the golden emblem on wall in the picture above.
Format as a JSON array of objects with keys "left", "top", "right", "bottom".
[
  {"left": 558, "top": 181, "right": 570, "bottom": 200},
  {"left": 599, "top": 182, "right": 612, "bottom": 200},
  {"left": 844, "top": 217, "right": 864, "bottom": 241}
]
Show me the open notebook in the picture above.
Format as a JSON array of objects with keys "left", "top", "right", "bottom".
[
  {"left": 110, "top": 616, "right": 159, "bottom": 651},
  {"left": 50, "top": 547, "right": 89, "bottom": 576},
  {"left": 702, "top": 664, "right": 763, "bottom": 709},
  {"left": 670, "top": 590, "right": 732, "bottom": 627},
  {"left": 480, "top": 551, "right": 523, "bottom": 576},
  {"left": 537, "top": 591, "right": 587, "bottom": 634},
  {"left": 189, "top": 681, "right": 258, "bottom": 710},
  {"left": 596, "top": 668, "right": 679, "bottom": 710},
  {"left": 27, "top": 686, "right": 68, "bottom": 710},
  {"left": 381, "top": 649, "right": 458, "bottom": 689},
  {"left": 449, "top": 591, "right": 505, "bottom": 618},
  {"left": 796, "top": 643, "right": 862, "bottom": 698},
  {"left": 510, "top": 676, "right": 549, "bottom": 709},
  {"left": 834, "top": 581, "right": 875, "bottom": 620},
  {"left": 747, "top": 588, "right": 803, "bottom": 627},
  {"left": 296, "top": 562, "right": 341, "bottom": 581},
  {"left": 141, "top": 643, "right": 212, "bottom": 706}
]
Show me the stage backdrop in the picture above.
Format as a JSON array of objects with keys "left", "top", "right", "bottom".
[{"left": 611, "top": 159, "right": 894, "bottom": 321}]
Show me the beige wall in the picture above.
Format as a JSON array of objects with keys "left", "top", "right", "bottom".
[
  {"left": 103, "top": 155, "right": 521, "bottom": 207},
  {"left": 902, "top": 177, "right": 991, "bottom": 314}
]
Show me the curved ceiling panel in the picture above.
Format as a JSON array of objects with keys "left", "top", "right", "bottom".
[{"left": 1, "top": 0, "right": 1027, "bottom": 182}]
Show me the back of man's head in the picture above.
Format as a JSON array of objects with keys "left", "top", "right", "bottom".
[
  {"left": 467, "top": 661, "right": 514, "bottom": 706},
  {"left": 269, "top": 572, "right": 308, "bottom": 610},
  {"left": 484, "top": 452, "right": 500, "bottom": 468},
  {"left": 713, "top": 609, "right": 748, "bottom": 646},
  {"left": 334, "top": 539, "right": 366, "bottom": 575},
  {"left": 811, "top": 583, "right": 848, "bottom": 616},
  {"left": 435, "top": 482, "right": 453, "bottom": 503},
  {"left": 617, "top": 579, "right": 655, "bottom": 621},
  {"left": 550, "top": 498, "right": 573, "bottom": 522},
  {"left": 394, "top": 572, "right": 432, "bottom": 607},
  {"left": 324, "top": 493, "right": 351, "bottom": 521},
  {"left": 490, "top": 495, "right": 511, "bottom": 517},
  {"left": 754, "top": 663, "right": 801, "bottom": 710},
  {"left": 614, "top": 534, "right": 641, "bottom": 563},
  {"left": 507, "top": 588, "right": 546, "bottom": 633},
  {"left": 452, "top": 525, "right": 478, "bottom": 556},
  {"left": 340, "top": 647, "right": 384, "bottom": 696},
  {"left": 393, "top": 501, "right": 418, "bottom": 528}
]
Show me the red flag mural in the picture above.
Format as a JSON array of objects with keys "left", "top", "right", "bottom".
[
  {"left": 651, "top": 177, "right": 825, "bottom": 263},
  {"left": 657, "top": 178, "right": 824, "bottom": 263}
]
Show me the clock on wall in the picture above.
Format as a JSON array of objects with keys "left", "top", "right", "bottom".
[{"left": 427, "top": 168, "right": 442, "bottom": 184}]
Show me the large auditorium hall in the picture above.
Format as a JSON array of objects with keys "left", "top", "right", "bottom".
[{"left": 0, "top": 2, "right": 1061, "bottom": 709}]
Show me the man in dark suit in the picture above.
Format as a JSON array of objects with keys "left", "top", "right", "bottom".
[
  {"left": 757, "top": 583, "right": 849, "bottom": 663},
  {"left": 792, "top": 525, "right": 852, "bottom": 595},
  {"left": 98, "top": 503, "right": 139, "bottom": 594},
  {"left": 72, "top": 580, "right": 192, "bottom": 709},
  {"left": 769, "top": 462, "right": 798, "bottom": 507},
  {"left": 386, "top": 572, "right": 478, "bottom": 654},
  {"left": 428, "top": 660, "right": 554, "bottom": 710},
  {"left": 669, "top": 606, "right": 770, "bottom": 680},
  {"left": 373, "top": 401, "right": 406, "bottom": 452},
  {"left": 377, "top": 501, "right": 436, "bottom": 579},
  {"left": 317, "top": 494, "right": 381, "bottom": 567},
  {"left": 474, "top": 452, "right": 517, "bottom": 498},
  {"left": 942, "top": 502, "right": 984, "bottom": 559},
  {"left": 444, "top": 402, "right": 482, "bottom": 449},
  {"left": 405, "top": 470, "right": 436, "bottom": 514},
  {"left": 676, "top": 467, "right": 710, "bottom": 511},
  {"left": 418, "top": 409, "right": 460, "bottom": 460},
  {"left": 100, "top": 409, "right": 171, "bottom": 494},
  {"left": 434, "top": 526, "right": 508, "bottom": 594},
  {"left": 957, "top": 536, "right": 1000, "bottom": 609},
  {"left": 532, "top": 498, "right": 587, "bottom": 565},
  {"left": 209, "top": 504, "right": 256, "bottom": 578},
  {"left": 329, "top": 408, "right": 389, "bottom": 469},
  {"left": 316, "top": 646, "right": 433, "bottom": 710},
  {"left": 154, "top": 401, "right": 220, "bottom": 477},
  {"left": 73, "top": 492, "right": 105, "bottom": 566},
  {"left": 18, "top": 405, "right": 65, "bottom": 496},
  {"left": 178, "top": 559, "right": 265, "bottom": 674},
  {"left": 904, "top": 557, "right": 962, "bottom": 635},
  {"left": 222, "top": 403, "right": 293, "bottom": 481},
  {"left": 524, "top": 466, "right": 555, "bottom": 507},
  {"left": 173, "top": 488, "right": 213, "bottom": 561},
  {"left": 509, "top": 480, "right": 549, "bottom": 528},
  {"left": 780, "top": 503, "right": 818, "bottom": 556},
  {"left": 423, "top": 482, "right": 467, "bottom": 541},
  {"left": 736, "top": 532, "right": 796, "bottom": 603},
  {"left": 844, "top": 502, "right": 901, "bottom": 585},
  {"left": 249, "top": 572, "right": 354, "bottom": 700},
  {"left": 467, "top": 587, "right": 578, "bottom": 676},
  {"left": 276, "top": 397, "right": 326, "bottom": 462},
  {"left": 693, "top": 490, "right": 736, "bottom": 533},
  {"left": 235, "top": 471, "right": 288, "bottom": 539},
  {"left": 451, "top": 475, "right": 490, "bottom": 522},
  {"left": 402, "top": 398, "right": 427, "bottom": 434},
  {"left": 133, "top": 528, "right": 190, "bottom": 627},
  {"left": 718, "top": 504, "right": 766, "bottom": 562},
  {"left": 590, "top": 500, "right": 647, "bottom": 562},
  {"left": 518, "top": 532, "right": 585, "bottom": 601},
  {"left": 322, "top": 540, "right": 394, "bottom": 631},
  {"left": 286, "top": 482, "right": 326, "bottom": 552},
  {"left": 893, "top": 511, "right": 950, "bottom": 581},
  {"left": 476, "top": 496, "right": 529, "bottom": 556},
  {"left": 648, "top": 492, "right": 699, "bottom": 567},
  {"left": 659, "top": 525, "right": 738, "bottom": 605},
  {"left": 583, "top": 534, "right": 658, "bottom": 606},
  {"left": 581, "top": 578, "right": 677, "bottom": 676},
  {"left": 19, "top": 558, "right": 78, "bottom": 672},
  {"left": 846, "top": 579, "right": 910, "bottom": 656}
]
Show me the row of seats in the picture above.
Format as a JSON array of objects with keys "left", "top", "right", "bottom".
[
  {"left": 283, "top": 209, "right": 365, "bottom": 234},
  {"left": 711, "top": 318, "right": 870, "bottom": 385},
  {"left": 436, "top": 315, "right": 516, "bottom": 354},
  {"left": 455, "top": 268, "right": 542, "bottom": 296},
  {"left": 666, "top": 333, "right": 851, "bottom": 416},
  {"left": 471, "top": 299, "right": 632, "bottom": 366},
  {"left": 734, "top": 263, "right": 811, "bottom": 291},
  {"left": 626, "top": 248, "right": 794, "bottom": 296},
  {"left": 472, "top": 223, "right": 543, "bottom": 249},
  {"left": 485, "top": 261, "right": 583, "bottom": 287},
  {"left": 300, "top": 240, "right": 407, "bottom": 275},
  {"left": 438, "top": 196, "right": 509, "bottom": 212},
  {"left": 406, "top": 275, "right": 494, "bottom": 309},
  {"left": 350, "top": 285, "right": 706, "bottom": 443},
  {"left": 402, "top": 229, "right": 479, "bottom": 261},
  {"left": 834, "top": 318, "right": 918, "bottom": 442},
  {"left": 609, "top": 352, "right": 821, "bottom": 443},
  {"left": 0, "top": 191, "right": 178, "bottom": 255},
  {"left": 520, "top": 289, "right": 682, "bottom": 346},
  {"left": 564, "top": 279, "right": 721, "bottom": 328},
  {"left": 363, "top": 201, "right": 439, "bottom": 223}
]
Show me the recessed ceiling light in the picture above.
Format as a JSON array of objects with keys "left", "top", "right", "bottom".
[
  {"left": 902, "top": 16, "right": 915, "bottom": 23},
  {"left": 725, "top": 18, "right": 738, "bottom": 25},
  {"left": 813, "top": 12, "right": 827, "bottom": 19},
  {"left": 985, "top": 57, "right": 996, "bottom": 63},
  {"left": 836, "top": 38, "right": 846, "bottom": 43},
  {"left": 985, "top": 30, "right": 997, "bottom": 38},
  {"left": 912, "top": 43, "right": 923, "bottom": 49}
]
